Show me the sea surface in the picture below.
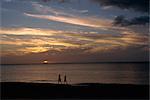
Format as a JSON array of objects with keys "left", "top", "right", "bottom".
[{"left": 0, "top": 63, "right": 149, "bottom": 85}]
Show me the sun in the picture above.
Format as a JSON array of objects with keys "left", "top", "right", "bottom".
[{"left": 43, "top": 60, "right": 48, "bottom": 64}]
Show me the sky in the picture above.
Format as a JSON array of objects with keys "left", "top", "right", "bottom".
[{"left": 0, "top": 0, "right": 149, "bottom": 64}]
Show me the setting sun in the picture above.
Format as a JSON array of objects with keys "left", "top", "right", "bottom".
[{"left": 43, "top": 60, "right": 48, "bottom": 64}]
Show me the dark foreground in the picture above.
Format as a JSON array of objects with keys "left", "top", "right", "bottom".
[{"left": 1, "top": 82, "right": 149, "bottom": 99}]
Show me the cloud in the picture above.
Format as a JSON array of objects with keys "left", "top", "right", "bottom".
[
  {"left": 0, "top": 28, "right": 82, "bottom": 55},
  {"left": 31, "top": 2, "right": 69, "bottom": 16},
  {"left": 113, "top": 15, "right": 149, "bottom": 26},
  {"left": 29, "top": 1, "right": 114, "bottom": 30},
  {"left": 0, "top": 27, "right": 60, "bottom": 35},
  {"left": 93, "top": 0, "right": 149, "bottom": 13},
  {"left": 1, "top": 27, "right": 149, "bottom": 63},
  {"left": 1, "top": 41, "right": 149, "bottom": 64},
  {"left": 24, "top": 13, "right": 111, "bottom": 28},
  {"left": 1, "top": 0, "right": 149, "bottom": 63},
  {"left": 31, "top": 1, "right": 89, "bottom": 17},
  {"left": 1, "top": 27, "right": 148, "bottom": 61}
]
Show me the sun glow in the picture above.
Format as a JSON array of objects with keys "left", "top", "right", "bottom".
[{"left": 43, "top": 60, "right": 48, "bottom": 64}]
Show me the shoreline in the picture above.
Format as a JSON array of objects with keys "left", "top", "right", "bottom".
[{"left": 1, "top": 82, "right": 149, "bottom": 99}]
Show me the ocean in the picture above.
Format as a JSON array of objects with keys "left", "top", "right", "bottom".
[{"left": 0, "top": 63, "right": 149, "bottom": 85}]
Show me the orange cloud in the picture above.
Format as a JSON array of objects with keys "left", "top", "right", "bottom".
[
  {"left": 1, "top": 27, "right": 148, "bottom": 56},
  {"left": 0, "top": 27, "right": 60, "bottom": 35}
]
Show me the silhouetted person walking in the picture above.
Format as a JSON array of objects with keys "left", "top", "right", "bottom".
[
  {"left": 64, "top": 75, "right": 67, "bottom": 84},
  {"left": 58, "top": 74, "right": 62, "bottom": 84}
]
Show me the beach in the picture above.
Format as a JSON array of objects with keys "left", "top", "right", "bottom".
[{"left": 1, "top": 82, "right": 149, "bottom": 99}]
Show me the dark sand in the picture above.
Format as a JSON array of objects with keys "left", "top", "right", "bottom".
[{"left": 1, "top": 82, "right": 149, "bottom": 99}]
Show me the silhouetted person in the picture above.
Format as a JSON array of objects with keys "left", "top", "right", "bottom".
[
  {"left": 58, "top": 74, "right": 62, "bottom": 84},
  {"left": 64, "top": 75, "right": 67, "bottom": 84}
]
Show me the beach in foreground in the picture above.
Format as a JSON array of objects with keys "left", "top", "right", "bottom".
[{"left": 1, "top": 82, "right": 149, "bottom": 99}]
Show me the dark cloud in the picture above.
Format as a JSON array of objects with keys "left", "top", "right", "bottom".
[
  {"left": 113, "top": 15, "right": 149, "bottom": 26},
  {"left": 94, "top": 0, "right": 149, "bottom": 13}
]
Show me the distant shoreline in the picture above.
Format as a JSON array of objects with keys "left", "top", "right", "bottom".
[
  {"left": 1, "top": 61, "right": 149, "bottom": 65},
  {"left": 1, "top": 82, "right": 149, "bottom": 99}
]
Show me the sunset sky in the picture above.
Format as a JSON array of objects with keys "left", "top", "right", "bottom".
[{"left": 1, "top": 0, "right": 149, "bottom": 64}]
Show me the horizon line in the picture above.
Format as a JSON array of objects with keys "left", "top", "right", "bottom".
[{"left": 1, "top": 61, "right": 149, "bottom": 65}]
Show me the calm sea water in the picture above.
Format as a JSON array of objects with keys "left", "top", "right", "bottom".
[{"left": 0, "top": 63, "right": 149, "bottom": 85}]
